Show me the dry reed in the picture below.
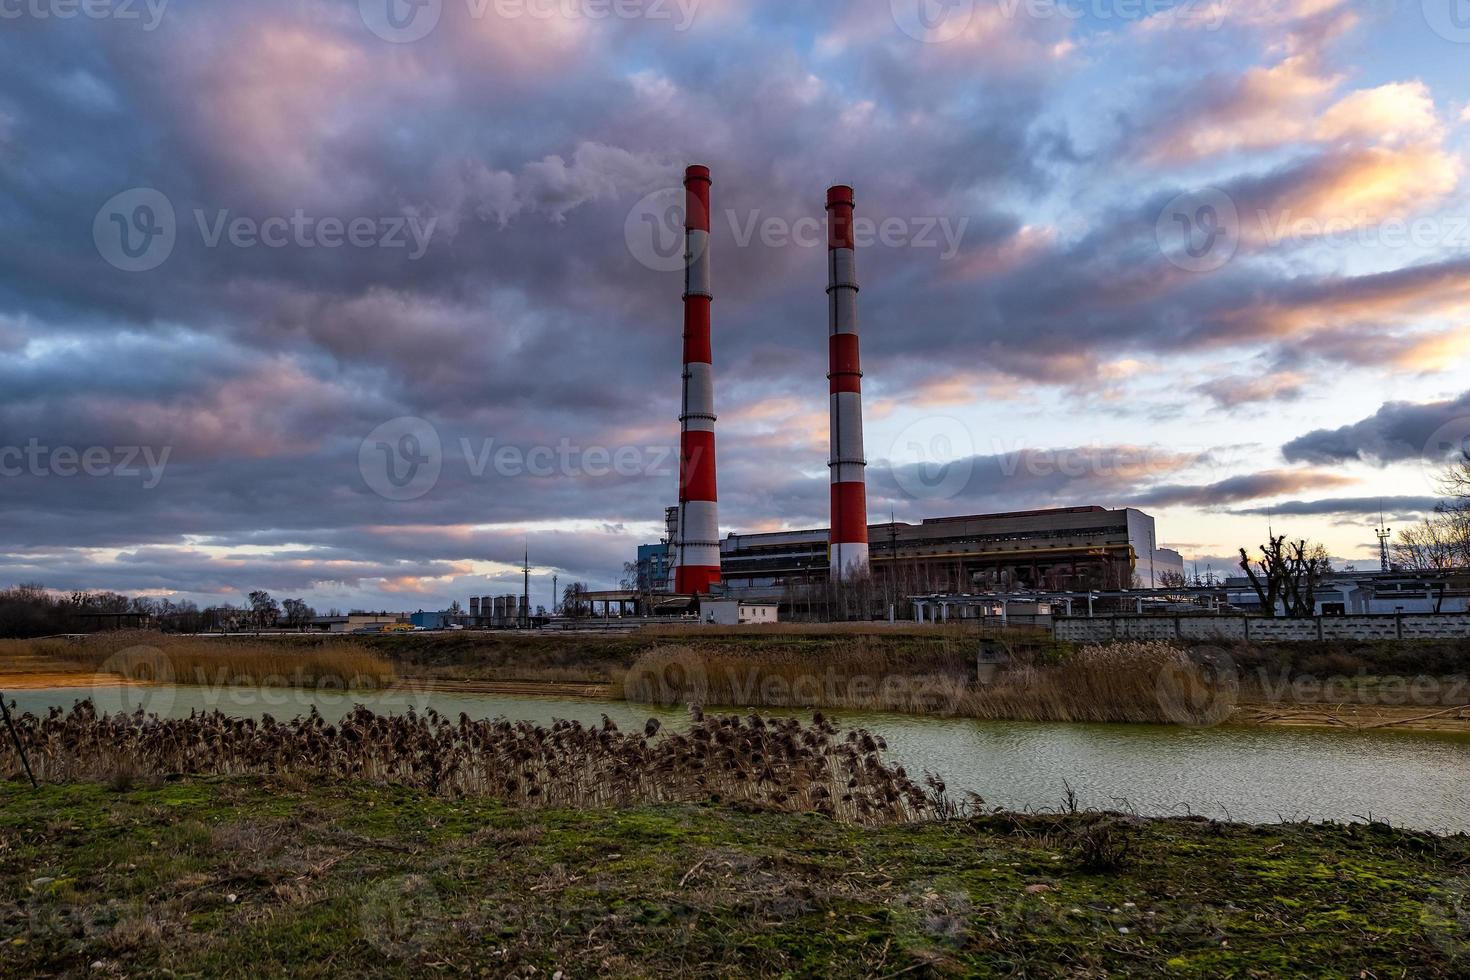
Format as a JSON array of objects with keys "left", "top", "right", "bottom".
[
  {"left": 0, "top": 701, "right": 939, "bottom": 826},
  {"left": 624, "top": 640, "right": 1236, "bottom": 726}
]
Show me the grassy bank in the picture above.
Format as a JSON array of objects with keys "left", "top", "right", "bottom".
[
  {"left": 3, "top": 632, "right": 394, "bottom": 689},
  {"left": 2, "top": 777, "right": 1465, "bottom": 976}
]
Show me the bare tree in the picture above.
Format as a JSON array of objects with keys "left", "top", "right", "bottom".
[
  {"left": 1439, "top": 447, "right": 1470, "bottom": 499},
  {"left": 1158, "top": 570, "right": 1188, "bottom": 590},
  {"left": 281, "top": 598, "right": 315, "bottom": 630},
  {"left": 245, "top": 591, "right": 279, "bottom": 630},
  {"left": 561, "top": 582, "right": 590, "bottom": 618},
  {"left": 1240, "top": 536, "right": 1331, "bottom": 618}
]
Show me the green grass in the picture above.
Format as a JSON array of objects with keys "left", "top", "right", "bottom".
[{"left": 2, "top": 778, "right": 1466, "bottom": 976}]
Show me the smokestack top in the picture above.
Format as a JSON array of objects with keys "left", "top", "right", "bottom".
[
  {"left": 684, "top": 166, "right": 711, "bottom": 232},
  {"left": 826, "top": 184, "right": 855, "bottom": 250}
]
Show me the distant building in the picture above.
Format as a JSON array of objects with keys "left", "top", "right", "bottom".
[
  {"left": 409, "top": 610, "right": 461, "bottom": 630},
  {"left": 699, "top": 599, "right": 779, "bottom": 625},
  {"left": 309, "top": 613, "right": 406, "bottom": 634},
  {"left": 635, "top": 541, "right": 674, "bottom": 594}
]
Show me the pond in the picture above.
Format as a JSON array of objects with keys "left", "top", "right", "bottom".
[{"left": 9, "top": 683, "right": 1469, "bottom": 834}]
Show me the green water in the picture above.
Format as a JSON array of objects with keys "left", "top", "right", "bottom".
[{"left": 10, "top": 683, "right": 1469, "bottom": 834}]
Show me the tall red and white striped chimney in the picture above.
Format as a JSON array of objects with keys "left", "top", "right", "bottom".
[
  {"left": 827, "top": 184, "right": 869, "bottom": 581},
  {"left": 673, "top": 165, "right": 721, "bottom": 594}
]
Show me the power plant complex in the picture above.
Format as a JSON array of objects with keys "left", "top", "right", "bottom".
[{"left": 640, "top": 166, "right": 1185, "bottom": 615}]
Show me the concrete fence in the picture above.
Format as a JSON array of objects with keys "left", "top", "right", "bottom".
[{"left": 1053, "top": 613, "right": 1470, "bottom": 644}]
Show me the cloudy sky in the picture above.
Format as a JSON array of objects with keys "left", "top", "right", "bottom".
[{"left": 2, "top": 0, "right": 1469, "bottom": 611}]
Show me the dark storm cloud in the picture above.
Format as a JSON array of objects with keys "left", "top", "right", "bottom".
[
  {"left": 1134, "top": 470, "right": 1354, "bottom": 508},
  {"left": 1229, "top": 496, "right": 1440, "bottom": 521},
  {"left": 1281, "top": 391, "right": 1470, "bottom": 466},
  {"left": 0, "top": 1, "right": 1462, "bottom": 600}
]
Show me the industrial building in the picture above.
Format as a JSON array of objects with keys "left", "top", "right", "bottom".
[
  {"left": 638, "top": 506, "right": 1185, "bottom": 604},
  {"left": 309, "top": 613, "right": 408, "bottom": 633}
]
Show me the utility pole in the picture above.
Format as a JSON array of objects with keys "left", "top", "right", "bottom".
[
  {"left": 522, "top": 544, "right": 531, "bottom": 628},
  {"left": 552, "top": 574, "right": 558, "bottom": 616},
  {"left": 1375, "top": 502, "right": 1392, "bottom": 573}
]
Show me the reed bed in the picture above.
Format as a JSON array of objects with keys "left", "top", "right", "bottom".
[
  {"left": 13, "top": 630, "right": 395, "bottom": 689},
  {"left": 624, "top": 640, "right": 1236, "bottom": 726},
  {"left": 636, "top": 621, "right": 1039, "bottom": 639},
  {"left": 962, "top": 642, "right": 1232, "bottom": 725},
  {"left": 0, "top": 701, "right": 941, "bottom": 825}
]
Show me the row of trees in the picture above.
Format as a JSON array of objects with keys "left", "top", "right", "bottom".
[{"left": 0, "top": 584, "right": 328, "bottom": 639}]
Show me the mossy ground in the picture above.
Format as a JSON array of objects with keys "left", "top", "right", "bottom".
[{"left": 2, "top": 778, "right": 1467, "bottom": 977}]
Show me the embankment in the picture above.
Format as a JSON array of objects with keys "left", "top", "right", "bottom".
[{"left": 4, "top": 628, "right": 1467, "bottom": 733}]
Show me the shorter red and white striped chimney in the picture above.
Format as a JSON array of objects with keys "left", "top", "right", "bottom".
[
  {"left": 827, "top": 184, "right": 869, "bottom": 581},
  {"left": 673, "top": 165, "right": 721, "bottom": 594}
]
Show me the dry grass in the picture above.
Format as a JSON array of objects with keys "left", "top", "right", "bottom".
[
  {"left": 961, "top": 642, "right": 1233, "bottom": 725},
  {"left": 7, "top": 630, "right": 395, "bottom": 689},
  {"left": 3, "top": 701, "right": 941, "bottom": 825},
  {"left": 636, "top": 621, "right": 1041, "bottom": 639},
  {"left": 623, "top": 640, "right": 1236, "bottom": 726}
]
